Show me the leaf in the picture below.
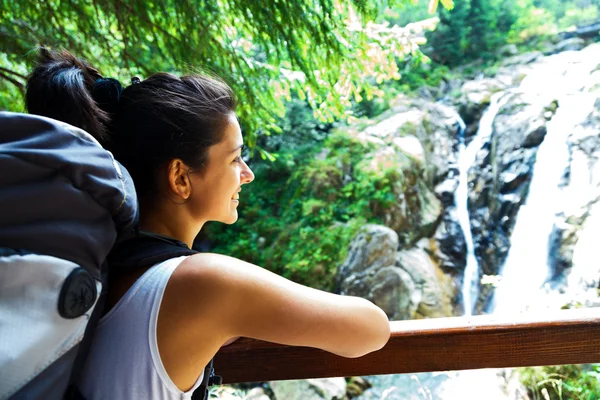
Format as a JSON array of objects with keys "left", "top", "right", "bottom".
[{"left": 428, "top": 0, "right": 440, "bottom": 14}]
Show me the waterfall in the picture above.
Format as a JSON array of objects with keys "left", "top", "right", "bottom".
[
  {"left": 456, "top": 92, "right": 507, "bottom": 316},
  {"left": 491, "top": 52, "right": 599, "bottom": 314}
]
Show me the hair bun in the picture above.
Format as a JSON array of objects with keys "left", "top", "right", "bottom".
[{"left": 92, "top": 78, "right": 123, "bottom": 115}]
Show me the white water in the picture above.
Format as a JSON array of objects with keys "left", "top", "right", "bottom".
[
  {"left": 492, "top": 50, "right": 599, "bottom": 314},
  {"left": 456, "top": 93, "right": 507, "bottom": 316}
]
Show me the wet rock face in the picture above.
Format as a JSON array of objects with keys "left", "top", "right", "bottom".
[
  {"left": 464, "top": 91, "right": 553, "bottom": 310},
  {"left": 336, "top": 225, "right": 453, "bottom": 320},
  {"left": 430, "top": 207, "right": 467, "bottom": 273}
]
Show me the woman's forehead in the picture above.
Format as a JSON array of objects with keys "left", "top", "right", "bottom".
[{"left": 212, "top": 114, "right": 243, "bottom": 156}]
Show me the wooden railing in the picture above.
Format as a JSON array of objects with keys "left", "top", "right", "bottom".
[{"left": 214, "top": 308, "right": 600, "bottom": 384}]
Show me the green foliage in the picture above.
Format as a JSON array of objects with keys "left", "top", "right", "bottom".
[
  {"left": 557, "top": 5, "right": 600, "bottom": 29},
  {"left": 519, "top": 364, "right": 600, "bottom": 400},
  {"left": 425, "top": 0, "right": 520, "bottom": 65},
  {"left": 0, "top": 0, "right": 417, "bottom": 148},
  {"left": 508, "top": 0, "right": 600, "bottom": 45},
  {"left": 532, "top": 0, "right": 600, "bottom": 27},
  {"left": 0, "top": 54, "right": 26, "bottom": 111},
  {"left": 425, "top": 0, "right": 470, "bottom": 65},
  {"left": 397, "top": 54, "right": 453, "bottom": 93},
  {"left": 383, "top": 1, "right": 433, "bottom": 27},
  {"left": 352, "top": 84, "right": 401, "bottom": 119}
]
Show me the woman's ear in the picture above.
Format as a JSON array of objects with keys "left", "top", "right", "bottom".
[{"left": 167, "top": 159, "right": 192, "bottom": 200}]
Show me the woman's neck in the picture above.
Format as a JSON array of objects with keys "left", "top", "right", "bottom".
[{"left": 138, "top": 204, "right": 203, "bottom": 248}]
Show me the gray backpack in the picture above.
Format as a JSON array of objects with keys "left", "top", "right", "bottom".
[{"left": 0, "top": 112, "right": 138, "bottom": 399}]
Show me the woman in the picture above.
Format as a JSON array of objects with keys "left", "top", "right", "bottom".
[{"left": 26, "top": 49, "right": 390, "bottom": 399}]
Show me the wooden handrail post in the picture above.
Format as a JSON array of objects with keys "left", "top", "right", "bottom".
[{"left": 214, "top": 308, "right": 600, "bottom": 384}]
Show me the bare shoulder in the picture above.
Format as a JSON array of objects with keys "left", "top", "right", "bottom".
[{"left": 168, "top": 252, "right": 390, "bottom": 358}]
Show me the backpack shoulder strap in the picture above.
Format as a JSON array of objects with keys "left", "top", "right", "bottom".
[
  {"left": 108, "top": 231, "right": 198, "bottom": 271},
  {"left": 108, "top": 231, "right": 221, "bottom": 400}
]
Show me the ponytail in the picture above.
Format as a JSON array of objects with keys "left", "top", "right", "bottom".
[
  {"left": 25, "top": 48, "right": 117, "bottom": 142},
  {"left": 26, "top": 48, "right": 237, "bottom": 204}
]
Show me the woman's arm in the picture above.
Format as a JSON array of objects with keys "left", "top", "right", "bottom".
[{"left": 158, "top": 252, "right": 390, "bottom": 390}]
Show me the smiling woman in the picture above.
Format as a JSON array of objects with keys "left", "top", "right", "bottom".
[{"left": 24, "top": 48, "right": 391, "bottom": 400}]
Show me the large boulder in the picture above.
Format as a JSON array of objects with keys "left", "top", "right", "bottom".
[
  {"left": 337, "top": 225, "right": 453, "bottom": 320},
  {"left": 336, "top": 224, "right": 398, "bottom": 284},
  {"left": 396, "top": 245, "right": 455, "bottom": 318}
]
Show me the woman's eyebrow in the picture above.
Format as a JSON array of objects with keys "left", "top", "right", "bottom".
[{"left": 230, "top": 144, "right": 244, "bottom": 153}]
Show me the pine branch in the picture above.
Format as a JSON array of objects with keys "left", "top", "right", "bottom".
[
  {"left": 0, "top": 67, "right": 27, "bottom": 80},
  {"left": 0, "top": 70, "right": 25, "bottom": 94}
]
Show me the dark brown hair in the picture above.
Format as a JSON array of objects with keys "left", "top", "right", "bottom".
[{"left": 26, "top": 48, "right": 237, "bottom": 201}]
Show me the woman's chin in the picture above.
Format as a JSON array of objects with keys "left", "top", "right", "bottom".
[{"left": 223, "top": 210, "right": 238, "bottom": 224}]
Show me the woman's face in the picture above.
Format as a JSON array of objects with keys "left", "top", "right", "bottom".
[{"left": 189, "top": 113, "right": 254, "bottom": 224}]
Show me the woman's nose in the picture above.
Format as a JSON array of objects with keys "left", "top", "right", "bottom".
[{"left": 241, "top": 161, "right": 254, "bottom": 184}]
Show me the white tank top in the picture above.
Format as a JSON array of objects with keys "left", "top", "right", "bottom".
[{"left": 78, "top": 256, "right": 205, "bottom": 399}]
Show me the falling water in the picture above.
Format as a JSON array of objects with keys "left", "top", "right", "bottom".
[
  {"left": 456, "top": 92, "right": 507, "bottom": 316},
  {"left": 491, "top": 51, "right": 599, "bottom": 314}
]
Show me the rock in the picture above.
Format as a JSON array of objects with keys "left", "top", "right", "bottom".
[
  {"left": 417, "top": 187, "right": 443, "bottom": 239},
  {"left": 246, "top": 387, "right": 271, "bottom": 400},
  {"left": 559, "top": 21, "right": 600, "bottom": 40},
  {"left": 500, "top": 51, "right": 543, "bottom": 67},
  {"left": 553, "top": 37, "right": 586, "bottom": 53},
  {"left": 392, "top": 135, "right": 425, "bottom": 163},
  {"left": 369, "top": 266, "right": 418, "bottom": 319},
  {"left": 345, "top": 377, "right": 372, "bottom": 399},
  {"left": 306, "top": 378, "right": 347, "bottom": 400},
  {"left": 396, "top": 248, "right": 454, "bottom": 318},
  {"left": 499, "top": 158, "right": 533, "bottom": 194},
  {"left": 430, "top": 207, "right": 467, "bottom": 273},
  {"left": 522, "top": 123, "right": 547, "bottom": 148},
  {"left": 434, "top": 176, "right": 459, "bottom": 207},
  {"left": 356, "top": 106, "right": 447, "bottom": 240},
  {"left": 336, "top": 225, "right": 398, "bottom": 285},
  {"left": 337, "top": 225, "right": 453, "bottom": 319},
  {"left": 548, "top": 219, "right": 579, "bottom": 280},
  {"left": 458, "top": 78, "right": 508, "bottom": 143},
  {"left": 270, "top": 378, "right": 346, "bottom": 400},
  {"left": 497, "top": 44, "right": 519, "bottom": 57},
  {"left": 358, "top": 96, "right": 460, "bottom": 184}
]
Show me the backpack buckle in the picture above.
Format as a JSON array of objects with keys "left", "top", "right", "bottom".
[{"left": 208, "top": 366, "right": 222, "bottom": 386}]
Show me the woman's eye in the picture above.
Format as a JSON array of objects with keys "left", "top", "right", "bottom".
[{"left": 234, "top": 156, "right": 242, "bottom": 164}]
